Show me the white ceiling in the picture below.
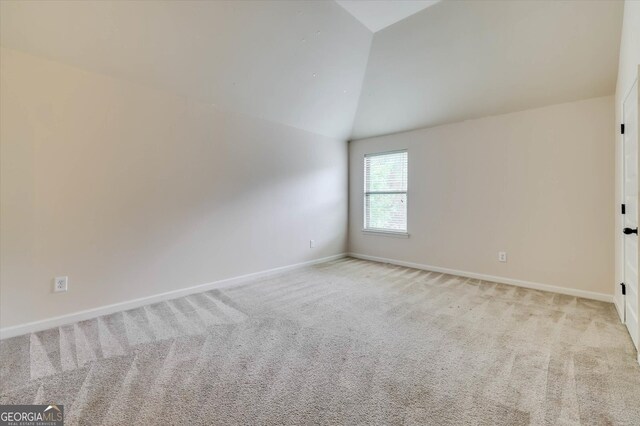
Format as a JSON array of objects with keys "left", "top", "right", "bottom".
[
  {"left": 335, "top": 0, "right": 440, "bottom": 33},
  {"left": 351, "top": 0, "right": 623, "bottom": 139},
  {"left": 0, "top": 0, "right": 625, "bottom": 142},
  {"left": 0, "top": 0, "right": 372, "bottom": 140}
]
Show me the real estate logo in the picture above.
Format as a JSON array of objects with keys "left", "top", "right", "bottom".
[{"left": 0, "top": 404, "right": 64, "bottom": 426}]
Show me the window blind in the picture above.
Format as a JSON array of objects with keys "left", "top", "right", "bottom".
[{"left": 364, "top": 150, "right": 408, "bottom": 232}]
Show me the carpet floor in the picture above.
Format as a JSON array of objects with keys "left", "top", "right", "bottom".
[{"left": 1, "top": 257, "right": 639, "bottom": 425}]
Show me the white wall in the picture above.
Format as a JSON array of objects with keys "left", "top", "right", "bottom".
[
  {"left": 349, "top": 96, "right": 614, "bottom": 298},
  {"left": 614, "top": 0, "right": 640, "bottom": 316},
  {"left": 0, "top": 47, "right": 347, "bottom": 328}
]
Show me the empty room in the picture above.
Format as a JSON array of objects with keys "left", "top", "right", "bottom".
[{"left": 1, "top": 0, "right": 639, "bottom": 424}]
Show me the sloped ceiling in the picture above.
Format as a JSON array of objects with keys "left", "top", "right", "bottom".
[
  {"left": 0, "top": 0, "right": 625, "bottom": 142},
  {"left": 335, "top": 0, "right": 440, "bottom": 33},
  {"left": 0, "top": 0, "right": 372, "bottom": 140},
  {"left": 351, "top": 0, "right": 624, "bottom": 139}
]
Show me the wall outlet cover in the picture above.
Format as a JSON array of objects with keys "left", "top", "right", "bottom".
[
  {"left": 498, "top": 252, "right": 507, "bottom": 263},
  {"left": 54, "top": 276, "right": 68, "bottom": 292},
  {"left": 310, "top": 240, "right": 316, "bottom": 248}
]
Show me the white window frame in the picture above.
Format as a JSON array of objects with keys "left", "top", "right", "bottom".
[{"left": 363, "top": 149, "right": 409, "bottom": 237}]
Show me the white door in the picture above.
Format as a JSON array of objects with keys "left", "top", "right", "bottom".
[{"left": 623, "top": 79, "right": 639, "bottom": 350}]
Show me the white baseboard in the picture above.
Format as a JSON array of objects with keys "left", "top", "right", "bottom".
[
  {"left": 0, "top": 253, "right": 346, "bottom": 340},
  {"left": 348, "top": 252, "right": 613, "bottom": 303}
]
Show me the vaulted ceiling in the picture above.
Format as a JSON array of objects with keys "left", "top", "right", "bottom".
[
  {"left": 351, "top": 0, "right": 624, "bottom": 139},
  {"left": 0, "top": 0, "right": 372, "bottom": 140},
  {"left": 0, "top": 0, "right": 624, "bottom": 141},
  {"left": 335, "top": 1, "right": 440, "bottom": 33}
]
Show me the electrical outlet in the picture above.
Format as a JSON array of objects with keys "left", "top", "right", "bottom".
[
  {"left": 310, "top": 240, "right": 316, "bottom": 248},
  {"left": 54, "top": 276, "right": 68, "bottom": 293},
  {"left": 498, "top": 252, "right": 507, "bottom": 263}
]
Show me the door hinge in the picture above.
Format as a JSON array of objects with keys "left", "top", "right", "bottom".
[
  {"left": 622, "top": 204, "right": 626, "bottom": 214},
  {"left": 621, "top": 282, "right": 626, "bottom": 295},
  {"left": 621, "top": 123, "right": 625, "bottom": 134}
]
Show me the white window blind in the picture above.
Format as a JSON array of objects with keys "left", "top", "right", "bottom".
[{"left": 364, "top": 150, "right": 408, "bottom": 232}]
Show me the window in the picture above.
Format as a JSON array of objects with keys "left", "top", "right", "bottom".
[{"left": 364, "top": 150, "right": 408, "bottom": 233}]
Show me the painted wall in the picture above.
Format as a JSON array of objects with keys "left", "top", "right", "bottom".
[
  {"left": 349, "top": 96, "right": 615, "bottom": 298},
  {"left": 0, "top": 47, "right": 348, "bottom": 328},
  {"left": 614, "top": 0, "right": 640, "bottom": 317}
]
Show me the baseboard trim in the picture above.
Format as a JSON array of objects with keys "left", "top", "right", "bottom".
[
  {"left": 348, "top": 252, "right": 613, "bottom": 303},
  {"left": 0, "top": 253, "right": 346, "bottom": 340}
]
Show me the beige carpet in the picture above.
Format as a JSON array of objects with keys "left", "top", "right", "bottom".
[{"left": 1, "top": 257, "right": 639, "bottom": 425}]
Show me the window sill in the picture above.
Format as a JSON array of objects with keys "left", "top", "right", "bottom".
[{"left": 362, "top": 229, "right": 410, "bottom": 238}]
